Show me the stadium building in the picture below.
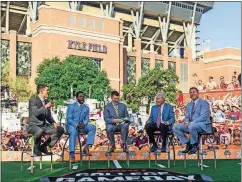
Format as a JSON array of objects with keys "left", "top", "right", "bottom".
[{"left": 1, "top": 1, "right": 240, "bottom": 93}]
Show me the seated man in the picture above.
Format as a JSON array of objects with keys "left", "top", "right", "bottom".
[
  {"left": 66, "top": 91, "right": 96, "bottom": 162},
  {"left": 145, "top": 93, "right": 175, "bottom": 152},
  {"left": 104, "top": 91, "right": 129, "bottom": 152},
  {"left": 173, "top": 87, "right": 212, "bottom": 155},
  {"left": 28, "top": 85, "right": 64, "bottom": 156}
]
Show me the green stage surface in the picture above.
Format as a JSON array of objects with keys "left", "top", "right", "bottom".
[{"left": 1, "top": 160, "right": 241, "bottom": 182}]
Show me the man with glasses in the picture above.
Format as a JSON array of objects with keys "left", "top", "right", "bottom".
[{"left": 173, "top": 87, "right": 212, "bottom": 154}]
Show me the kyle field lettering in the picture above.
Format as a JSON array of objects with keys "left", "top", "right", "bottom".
[{"left": 68, "top": 40, "right": 107, "bottom": 53}]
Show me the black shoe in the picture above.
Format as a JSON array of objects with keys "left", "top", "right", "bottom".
[
  {"left": 161, "top": 145, "right": 166, "bottom": 153},
  {"left": 180, "top": 144, "right": 191, "bottom": 153},
  {"left": 150, "top": 143, "right": 158, "bottom": 152},
  {"left": 34, "top": 147, "right": 42, "bottom": 156},
  {"left": 188, "top": 145, "right": 198, "bottom": 155},
  {"left": 39, "top": 145, "right": 53, "bottom": 155}
]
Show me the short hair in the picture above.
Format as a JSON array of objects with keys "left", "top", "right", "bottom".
[
  {"left": 37, "top": 84, "right": 48, "bottom": 94},
  {"left": 111, "top": 91, "right": 120, "bottom": 97},
  {"left": 232, "top": 76, "right": 236, "bottom": 78},
  {"left": 209, "top": 76, "right": 213, "bottom": 79},
  {"left": 220, "top": 76, "right": 224, "bottom": 79},
  {"left": 189, "top": 87, "right": 199, "bottom": 93},
  {"left": 75, "top": 91, "right": 85, "bottom": 97},
  {"left": 198, "top": 80, "right": 202, "bottom": 82},
  {"left": 156, "top": 92, "right": 166, "bottom": 99}
]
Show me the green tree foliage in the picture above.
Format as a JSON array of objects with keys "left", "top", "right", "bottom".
[
  {"left": 1, "top": 60, "right": 10, "bottom": 85},
  {"left": 122, "top": 68, "right": 180, "bottom": 112},
  {"left": 9, "top": 76, "right": 31, "bottom": 102},
  {"left": 35, "top": 56, "right": 112, "bottom": 104}
]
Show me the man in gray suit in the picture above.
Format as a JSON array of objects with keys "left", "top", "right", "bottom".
[
  {"left": 28, "top": 85, "right": 64, "bottom": 156},
  {"left": 104, "top": 91, "right": 129, "bottom": 152}
]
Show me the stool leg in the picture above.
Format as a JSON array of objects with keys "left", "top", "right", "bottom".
[
  {"left": 40, "top": 155, "right": 42, "bottom": 169},
  {"left": 184, "top": 154, "right": 186, "bottom": 169},
  {"left": 148, "top": 152, "right": 151, "bottom": 168},
  {"left": 51, "top": 149, "right": 53, "bottom": 172},
  {"left": 78, "top": 135, "right": 82, "bottom": 167},
  {"left": 167, "top": 138, "right": 170, "bottom": 168},
  {"left": 21, "top": 151, "right": 24, "bottom": 171},
  {"left": 208, "top": 137, "right": 217, "bottom": 169},
  {"left": 88, "top": 155, "right": 90, "bottom": 169},
  {"left": 31, "top": 137, "right": 34, "bottom": 174},
  {"left": 62, "top": 136, "right": 69, "bottom": 164},
  {"left": 126, "top": 152, "right": 130, "bottom": 167},
  {"left": 155, "top": 152, "right": 157, "bottom": 165},
  {"left": 200, "top": 136, "right": 203, "bottom": 170}
]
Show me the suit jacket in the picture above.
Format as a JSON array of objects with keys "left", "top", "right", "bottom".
[
  {"left": 28, "top": 96, "right": 55, "bottom": 128},
  {"left": 66, "top": 102, "right": 90, "bottom": 128},
  {"left": 104, "top": 102, "right": 129, "bottom": 125},
  {"left": 184, "top": 98, "right": 212, "bottom": 133},
  {"left": 148, "top": 103, "right": 175, "bottom": 125}
]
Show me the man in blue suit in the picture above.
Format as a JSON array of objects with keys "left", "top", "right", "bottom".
[
  {"left": 145, "top": 93, "right": 175, "bottom": 152},
  {"left": 66, "top": 91, "right": 96, "bottom": 162},
  {"left": 173, "top": 87, "right": 212, "bottom": 154},
  {"left": 104, "top": 91, "right": 129, "bottom": 153}
]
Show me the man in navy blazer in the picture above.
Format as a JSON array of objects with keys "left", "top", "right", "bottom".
[
  {"left": 145, "top": 93, "right": 175, "bottom": 152},
  {"left": 66, "top": 91, "right": 96, "bottom": 162},
  {"left": 104, "top": 91, "right": 129, "bottom": 152},
  {"left": 173, "top": 87, "right": 212, "bottom": 154}
]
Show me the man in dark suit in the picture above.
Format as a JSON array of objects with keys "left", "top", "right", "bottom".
[
  {"left": 145, "top": 93, "right": 175, "bottom": 152},
  {"left": 28, "top": 85, "right": 64, "bottom": 156},
  {"left": 104, "top": 91, "right": 129, "bottom": 152}
]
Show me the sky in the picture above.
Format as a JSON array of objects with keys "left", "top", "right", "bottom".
[{"left": 198, "top": 2, "right": 241, "bottom": 50}]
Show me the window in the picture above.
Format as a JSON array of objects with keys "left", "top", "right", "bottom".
[
  {"left": 98, "top": 20, "right": 104, "bottom": 30},
  {"left": 126, "top": 56, "right": 136, "bottom": 84},
  {"left": 92, "top": 59, "right": 102, "bottom": 70},
  {"left": 88, "top": 19, "right": 95, "bottom": 29},
  {"left": 141, "top": 58, "right": 150, "bottom": 76},
  {"left": 180, "top": 63, "right": 188, "bottom": 93},
  {"left": 17, "top": 42, "right": 32, "bottom": 76},
  {"left": 155, "top": 60, "right": 164, "bottom": 70},
  {"left": 69, "top": 15, "right": 76, "bottom": 25},
  {"left": 168, "top": 61, "right": 176, "bottom": 71},
  {"left": 79, "top": 17, "right": 85, "bottom": 27}
]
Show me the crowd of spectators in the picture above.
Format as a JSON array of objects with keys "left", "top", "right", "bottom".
[{"left": 197, "top": 74, "right": 241, "bottom": 92}]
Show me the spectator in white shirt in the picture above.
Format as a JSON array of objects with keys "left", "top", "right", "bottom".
[{"left": 206, "top": 76, "right": 217, "bottom": 90}]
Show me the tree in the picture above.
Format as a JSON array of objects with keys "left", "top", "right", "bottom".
[
  {"left": 35, "top": 56, "right": 112, "bottom": 105},
  {"left": 9, "top": 76, "right": 31, "bottom": 102},
  {"left": 122, "top": 68, "right": 180, "bottom": 112},
  {"left": 1, "top": 60, "right": 10, "bottom": 85}
]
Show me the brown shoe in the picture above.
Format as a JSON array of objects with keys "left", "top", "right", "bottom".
[
  {"left": 109, "top": 145, "right": 116, "bottom": 153},
  {"left": 122, "top": 144, "right": 129, "bottom": 153},
  {"left": 83, "top": 146, "right": 92, "bottom": 156}
]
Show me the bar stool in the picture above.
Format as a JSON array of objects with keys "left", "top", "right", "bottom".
[
  {"left": 183, "top": 124, "right": 217, "bottom": 170},
  {"left": 21, "top": 134, "right": 53, "bottom": 174},
  {"left": 148, "top": 128, "right": 175, "bottom": 168},
  {"left": 61, "top": 132, "right": 91, "bottom": 170},
  {"left": 106, "top": 132, "right": 130, "bottom": 168}
]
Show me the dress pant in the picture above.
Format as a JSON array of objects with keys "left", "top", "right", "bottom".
[
  {"left": 67, "top": 123, "right": 96, "bottom": 153},
  {"left": 28, "top": 123, "right": 64, "bottom": 148},
  {"left": 106, "top": 123, "right": 129, "bottom": 147},
  {"left": 145, "top": 122, "right": 169, "bottom": 146}
]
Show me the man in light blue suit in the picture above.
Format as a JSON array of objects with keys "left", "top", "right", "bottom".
[
  {"left": 173, "top": 87, "right": 212, "bottom": 155},
  {"left": 66, "top": 91, "right": 96, "bottom": 162},
  {"left": 104, "top": 91, "right": 129, "bottom": 153},
  {"left": 145, "top": 93, "right": 175, "bottom": 152}
]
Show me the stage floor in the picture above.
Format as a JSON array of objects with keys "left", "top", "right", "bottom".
[{"left": 1, "top": 160, "right": 241, "bottom": 182}]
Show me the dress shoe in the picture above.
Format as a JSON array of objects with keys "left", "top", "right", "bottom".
[
  {"left": 83, "top": 146, "right": 92, "bottom": 156},
  {"left": 180, "top": 144, "right": 191, "bottom": 153},
  {"left": 150, "top": 143, "right": 158, "bottom": 152},
  {"left": 122, "top": 144, "right": 129, "bottom": 153},
  {"left": 39, "top": 145, "right": 53, "bottom": 155},
  {"left": 161, "top": 145, "right": 166, "bottom": 153},
  {"left": 188, "top": 145, "right": 198, "bottom": 155},
  {"left": 109, "top": 145, "right": 116, "bottom": 152},
  {"left": 34, "top": 146, "right": 42, "bottom": 156}
]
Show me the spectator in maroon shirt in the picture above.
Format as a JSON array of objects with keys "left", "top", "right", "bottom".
[{"left": 134, "top": 130, "right": 148, "bottom": 150}]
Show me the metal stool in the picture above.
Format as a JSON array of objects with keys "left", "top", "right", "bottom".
[
  {"left": 21, "top": 134, "right": 53, "bottom": 174},
  {"left": 183, "top": 126, "right": 217, "bottom": 170},
  {"left": 61, "top": 132, "right": 91, "bottom": 170},
  {"left": 106, "top": 132, "right": 130, "bottom": 168},
  {"left": 148, "top": 130, "right": 175, "bottom": 168}
]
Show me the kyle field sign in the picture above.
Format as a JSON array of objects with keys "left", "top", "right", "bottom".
[{"left": 40, "top": 168, "right": 213, "bottom": 182}]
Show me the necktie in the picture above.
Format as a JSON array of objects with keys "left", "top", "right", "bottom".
[
  {"left": 190, "top": 102, "right": 195, "bottom": 122},
  {"left": 156, "top": 106, "right": 161, "bottom": 128},
  {"left": 114, "top": 104, "right": 119, "bottom": 118}
]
